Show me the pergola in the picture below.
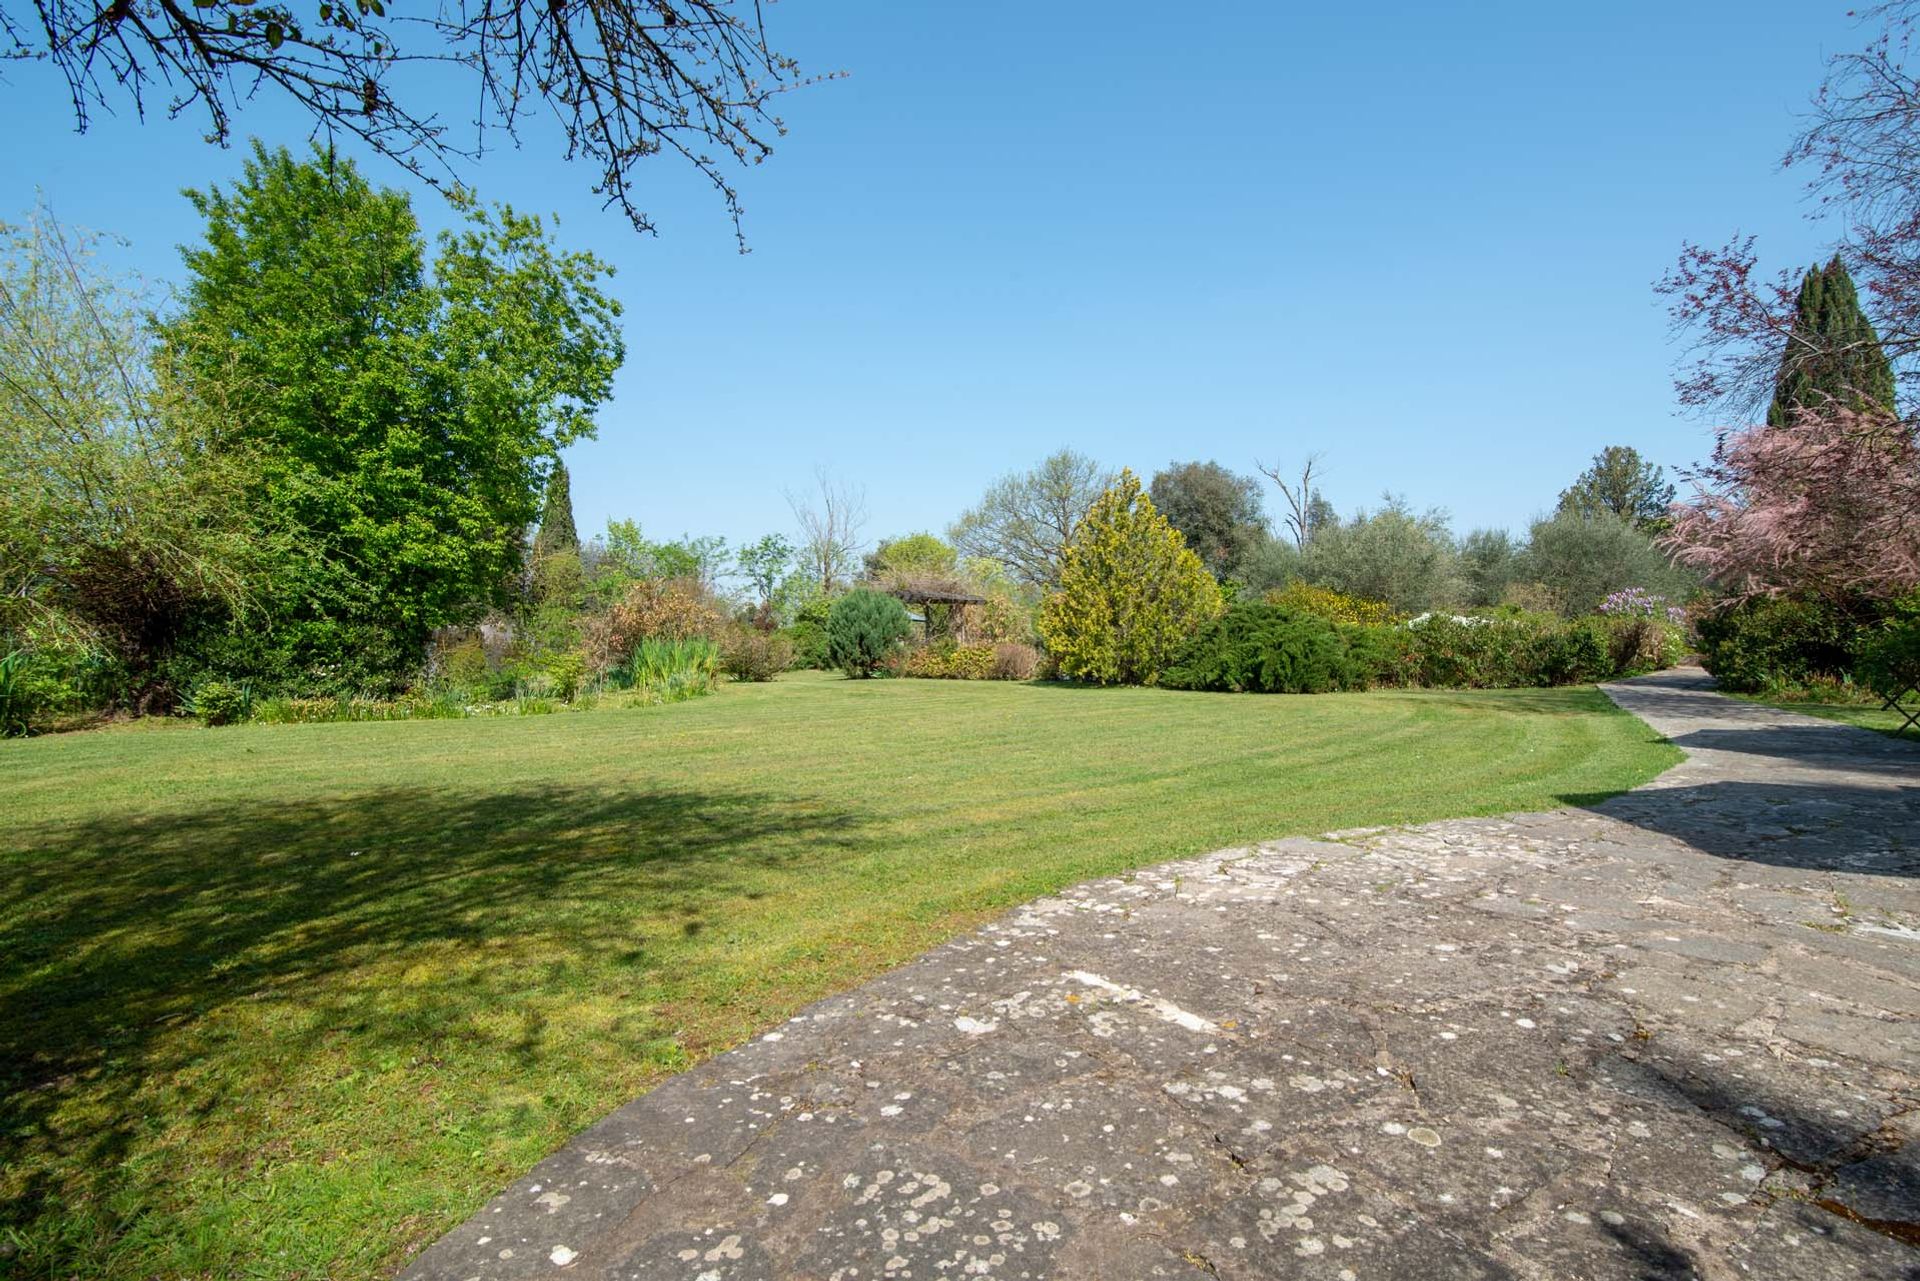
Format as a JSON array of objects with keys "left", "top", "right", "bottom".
[{"left": 886, "top": 584, "right": 986, "bottom": 640}]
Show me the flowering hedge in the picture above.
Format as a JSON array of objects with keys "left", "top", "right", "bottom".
[{"left": 1599, "top": 587, "right": 1686, "bottom": 626}]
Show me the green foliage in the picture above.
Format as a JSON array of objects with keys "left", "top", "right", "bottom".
[
  {"left": 618, "top": 638, "right": 720, "bottom": 700},
  {"left": 720, "top": 628, "right": 794, "bottom": 682},
  {"left": 164, "top": 614, "right": 420, "bottom": 701},
  {"left": 594, "top": 521, "right": 732, "bottom": 595},
  {"left": 1338, "top": 612, "right": 1681, "bottom": 692},
  {"left": 896, "top": 640, "right": 1039, "bottom": 680},
  {"left": 1156, "top": 602, "right": 1682, "bottom": 696},
  {"left": 1264, "top": 582, "right": 1404, "bottom": 627},
  {"left": 782, "top": 620, "right": 831, "bottom": 670},
  {"left": 253, "top": 692, "right": 480, "bottom": 724},
  {"left": 827, "top": 589, "right": 912, "bottom": 678},
  {"left": 736, "top": 533, "right": 797, "bottom": 624},
  {"left": 1694, "top": 595, "right": 1866, "bottom": 693},
  {"left": 1858, "top": 594, "right": 1920, "bottom": 700},
  {"left": 1600, "top": 614, "right": 1690, "bottom": 677},
  {"left": 1767, "top": 256, "right": 1896, "bottom": 427},
  {"left": 184, "top": 678, "right": 253, "bottom": 726},
  {"left": 1296, "top": 497, "right": 1457, "bottom": 613},
  {"left": 1038, "top": 470, "right": 1223, "bottom": 684},
  {"left": 1235, "top": 534, "right": 1304, "bottom": 595},
  {"left": 1382, "top": 615, "right": 1611, "bottom": 689},
  {"left": 1147, "top": 460, "right": 1267, "bottom": 579},
  {"left": 532, "top": 460, "right": 580, "bottom": 562},
  {"left": 1522, "top": 510, "right": 1697, "bottom": 616},
  {"left": 0, "top": 639, "right": 118, "bottom": 735},
  {"left": 1161, "top": 606, "right": 1365, "bottom": 693},
  {"left": 1, "top": 206, "right": 258, "bottom": 706},
  {"left": 794, "top": 592, "right": 836, "bottom": 629},
  {"left": 958, "top": 592, "right": 1029, "bottom": 645},
  {"left": 530, "top": 548, "right": 586, "bottom": 607},
  {"left": 544, "top": 651, "right": 588, "bottom": 702},
  {"left": 899, "top": 642, "right": 996, "bottom": 680},
  {"left": 867, "top": 532, "right": 958, "bottom": 580},
  {"left": 159, "top": 144, "right": 622, "bottom": 692},
  {"left": 0, "top": 650, "right": 30, "bottom": 736},
  {"left": 1557, "top": 446, "right": 1675, "bottom": 530},
  {"left": 1459, "top": 528, "right": 1523, "bottom": 606}
]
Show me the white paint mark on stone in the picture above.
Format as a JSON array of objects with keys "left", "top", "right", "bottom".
[
  {"left": 549, "top": 1245, "right": 578, "bottom": 1267},
  {"left": 1065, "top": 970, "right": 1221, "bottom": 1033}
]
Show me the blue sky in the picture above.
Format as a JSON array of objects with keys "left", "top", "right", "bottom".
[{"left": 2, "top": 1, "right": 1864, "bottom": 554}]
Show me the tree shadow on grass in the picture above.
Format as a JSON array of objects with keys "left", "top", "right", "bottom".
[{"left": 0, "top": 783, "right": 871, "bottom": 1253}]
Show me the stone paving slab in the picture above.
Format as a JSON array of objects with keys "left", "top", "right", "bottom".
[{"left": 402, "top": 669, "right": 1920, "bottom": 1281}]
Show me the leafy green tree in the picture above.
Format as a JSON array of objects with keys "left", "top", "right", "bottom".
[
  {"left": 1038, "top": 469, "right": 1223, "bottom": 684},
  {"left": 866, "top": 532, "right": 960, "bottom": 580},
  {"left": 532, "top": 460, "right": 580, "bottom": 561},
  {"left": 951, "top": 450, "right": 1113, "bottom": 589},
  {"left": 0, "top": 206, "right": 258, "bottom": 708},
  {"left": 1767, "top": 256, "right": 1896, "bottom": 426},
  {"left": 1298, "top": 498, "right": 1457, "bottom": 614},
  {"left": 827, "top": 588, "right": 912, "bottom": 678},
  {"left": 160, "top": 144, "right": 623, "bottom": 688},
  {"left": 1459, "top": 528, "right": 1523, "bottom": 607},
  {"left": 1148, "top": 460, "right": 1267, "bottom": 579},
  {"left": 737, "top": 533, "right": 797, "bottom": 624},
  {"left": 1557, "top": 446, "right": 1675, "bottom": 530},
  {"left": 1522, "top": 510, "right": 1698, "bottom": 615},
  {"left": 1236, "top": 536, "right": 1304, "bottom": 595},
  {"left": 650, "top": 535, "right": 731, "bottom": 589}
]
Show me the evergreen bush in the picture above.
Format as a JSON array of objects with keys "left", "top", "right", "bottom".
[
  {"left": 1161, "top": 605, "right": 1365, "bottom": 693},
  {"left": 827, "top": 589, "right": 912, "bottom": 678}
]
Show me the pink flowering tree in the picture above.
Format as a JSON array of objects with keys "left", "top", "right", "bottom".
[
  {"left": 1663, "top": 405, "right": 1920, "bottom": 608},
  {"left": 1659, "top": 5, "right": 1920, "bottom": 612}
]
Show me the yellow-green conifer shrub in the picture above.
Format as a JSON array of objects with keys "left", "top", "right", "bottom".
[{"left": 1038, "top": 469, "right": 1223, "bottom": 684}]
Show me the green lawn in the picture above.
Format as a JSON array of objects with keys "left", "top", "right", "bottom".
[
  {"left": 1731, "top": 691, "right": 1920, "bottom": 740},
  {"left": 1, "top": 674, "right": 1678, "bottom": 1279}
]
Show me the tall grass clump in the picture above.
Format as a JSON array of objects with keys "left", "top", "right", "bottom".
[{"left": 614, "top": 637, "right": 719, "bottom": 702}]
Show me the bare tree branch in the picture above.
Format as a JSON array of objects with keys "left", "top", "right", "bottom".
[
  {"left": 3, "top": 1, "right": 834, "bottom": 244},
  {"left": 1255, "top": 452, "right": 1322, "bottom": 550},
  {"left": 786, "top": 466, "right": 865, "bottom": 594}
]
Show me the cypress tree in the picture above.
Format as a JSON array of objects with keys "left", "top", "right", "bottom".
[
  {"left": 532, "top": 459, "right": 580, "bottom": 560},
  {"left": 1766, "top": 256, "right": 1896, "bottom": 425}
]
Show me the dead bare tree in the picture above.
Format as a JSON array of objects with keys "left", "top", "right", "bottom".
[
  {"left": 1255, "top": 453, "right": 1324, "bottom": 550},
  {"left": 2, "top": 1, "right": 832, "bottom": 244},
  {"left": 787, "top": 467, "right": 866, "bottom": 594}
]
